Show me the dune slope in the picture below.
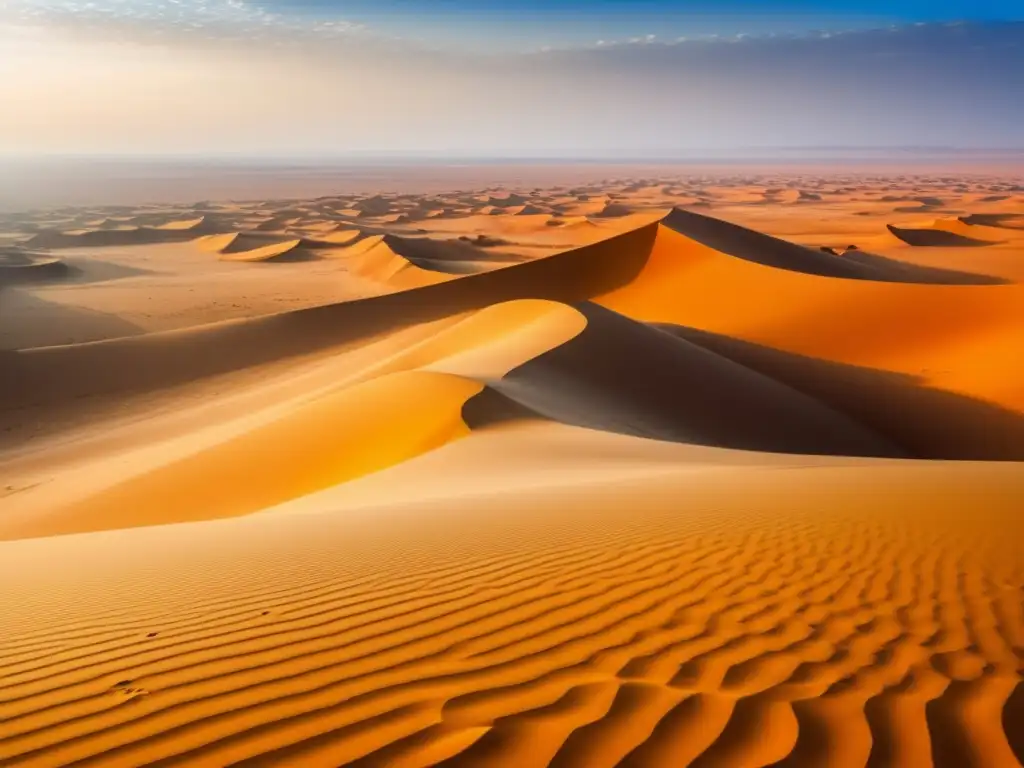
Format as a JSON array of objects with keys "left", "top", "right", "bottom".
[
  {"left": 663, "top": 209, "right": 1001, "bottom": 283},
  {"left": 1, "top": 433, "right": 1022, "bottom": 767},
  {"left": 486, "top": 302, "right": 902, "bottom": 457}
]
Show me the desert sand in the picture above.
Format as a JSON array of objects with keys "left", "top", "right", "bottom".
[{"left": 1, "top": 169, "right": 1023, "bottom": 767}]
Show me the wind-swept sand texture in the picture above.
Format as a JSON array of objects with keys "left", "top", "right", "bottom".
[{"left": 1, "top": 171, "right": 1023, "bottom": 767}]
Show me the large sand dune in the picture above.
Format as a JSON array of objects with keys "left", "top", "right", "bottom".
[
  {"left": 657, "top": 209, "right": 1002, "bottom": 283},
  {"left": 0, "top": 247, "right": 69, "bottom": 285},
  {"left": 1, "top": 171, "right": 1022, "bottom": 767}
]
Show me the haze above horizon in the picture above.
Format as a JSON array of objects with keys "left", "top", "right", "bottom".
[{"left": 2, "top": 1, "right": 1022, "bottom": 157}]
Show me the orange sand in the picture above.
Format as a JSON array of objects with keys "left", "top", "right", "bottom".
[{"left": 1, "top": 171, "right": 1022, "bottom": 767}]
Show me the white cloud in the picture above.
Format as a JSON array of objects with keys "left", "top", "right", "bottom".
[{"left": 3, "top": 0, "right": 367, "bottom": 42}]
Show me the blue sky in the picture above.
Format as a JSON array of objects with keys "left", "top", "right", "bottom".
[
  {"left": 256, "top": 0, "right": 1024, "bottom": 48},
  {"left": 8, "top": 0, "right": 1024, "bottom": 51}
]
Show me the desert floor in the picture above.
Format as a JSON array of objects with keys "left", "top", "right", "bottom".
[{"left": 1, "top": 168, "right": 1023, "bottom": 766}]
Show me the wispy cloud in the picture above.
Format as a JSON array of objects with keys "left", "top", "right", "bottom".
[{"left": 4, "top": 0, "right": 367, "bottom": 42}]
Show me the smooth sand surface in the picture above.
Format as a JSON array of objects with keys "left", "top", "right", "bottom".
[{"left": 1, "top": 170, "right": 1023, "bottom": 767}]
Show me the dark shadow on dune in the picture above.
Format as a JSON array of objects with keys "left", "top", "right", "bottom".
[
  {"left": 457, "top": 235, "right": 514, "bottom": 249},
  {"left": 1005, "top": 683, "right": 1024, "bottom": 765},
  {"left": 219, "top": 233, "right": 296, "bottom": 254},
  {"left": 927, "top": 683, "right": 995, "bottom": 768},
  {"left": 0, "top": 288, "right": 145, "bottom": 351},
  {"left": 0, "top": 259, "right": 70, "bottom": 286},
  {"left": 476, "top": 302, "right": 905, "bottom": 459},
  {"left": 594, "top": 204, "right": 633, "bottom": 218},
  {"left": 656, "top": 324, "right": 1024, "bottom": 461},
  {"left": 462, "top": 386, "right": 544, "bottom": 430},
  {"left": 667, "top": 209, "right": 1000, "bottom": 284},
  {"left": 58, "top": 257, "right": 156, "bottom": 284},
  {"left": 211, "top": 234, "right": 323, "bottom": 262},
  {"left": 25, "top": 227, "right": 208, "bottom": 249},
  {"left": 838, "top": 249, "right": 1006, "bottom": 285},
  {"left": 886, "top": 224, "right": 1001, "bottom": 248},
  {"left": 383, "top": 236, "right": 527, "bottom": 275},
  {"left": 259, "top": 246, "right": 320, "bottom": 263},
  {"left": 0, "top": 225, "right": 659, "bottom": 441},
  {"left": 959, "top": 213, "right": 1024, "bottom": 230}
]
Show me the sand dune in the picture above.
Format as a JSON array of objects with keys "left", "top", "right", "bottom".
[
  {"left": 886, "top": 223, "right": 997, "bottom": 248},
  {"left": 221, "top": 240, "right": 309, "bottom": 263},
  {"left": 0, "top": 223, "right": 655, "bottom": 431},
  {"left": 314, "top": 228, "right": 364, "bottom": 245},
  {"left": 5, "top": 207, "right": 1022, "bottom": 439},
  {"left": 152, "top": 216, "right": 207, "bottom": 231},
  {"left": 658, "top": 325, "right": 1024, "bottom": 460},
  {"left": 961, "top": 213, "right": 1024, "bottom": 230},
  {"left": 483, "top": 302, "right": 902, "bottom": 457},
  {"left": 663, "top": 209, "right": 1000, "bottom": 282},
  {"left": 216, "top": 238, "right": 307, "bottom": 263},
  {"left": 342, "top": 235, "right": 457, "bottom": 287},
  {"left": 0, "top": 247, "right": 68, "bottom": 285},
  {"left": 24, "top": 217, "right": 216, "bottom": 249},
  {"left": 596, "top": 217, "right": 1024, "bottom": 413},
  {"left": 0, "top": 371, "right": 481, "bottom": 539},
  {"left": 1, "top": 174, "right": 1023, "bottom": 767},
  {"left": 343, "top": 234, "right": 526, "bottom": 285},
  {"left": 198, "top": 232, "right": 357, "bottom": 262}
]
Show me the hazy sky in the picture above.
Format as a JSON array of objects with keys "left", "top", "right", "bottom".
[{"left": 2, "top": 1, "right": 1023, "bottom": 156}]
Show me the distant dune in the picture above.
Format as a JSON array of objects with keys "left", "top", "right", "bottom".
[
  {"left": 887, "top": 223, "right": 1001, "bottom": 247},
  {"left": 664, "top": 208, "right": 1002, "bottom": 282},
  {"left": 24, "top": 217, "right": 216, "bottom": 249}
]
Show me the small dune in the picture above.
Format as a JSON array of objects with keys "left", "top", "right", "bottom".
[
  {"left": 218, "top": 239, "right": 307, "bottom": 263},
  {"left": 197, "top": 233, "right": 316, "bottom": 262},
  {"left": 24, "top": 218, "right": 215, "bottom": 249},
  {"left": 344, "top": 234, "right": 525, "bottom": 285},
  {"left": 314, "top": 228, "right": 364, "bottom": 245},
  {"left": 886, "top": 223, "right": 998, "bottom": 247},
  {"left": 152, "top": 216, "right": 207, "bottom": 231},
  {"left": 960, "top": 212, "right": 1024, "bottom": 230},
  {"left": 594, "top": 203, "right": 634, "bottom": 218}
]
